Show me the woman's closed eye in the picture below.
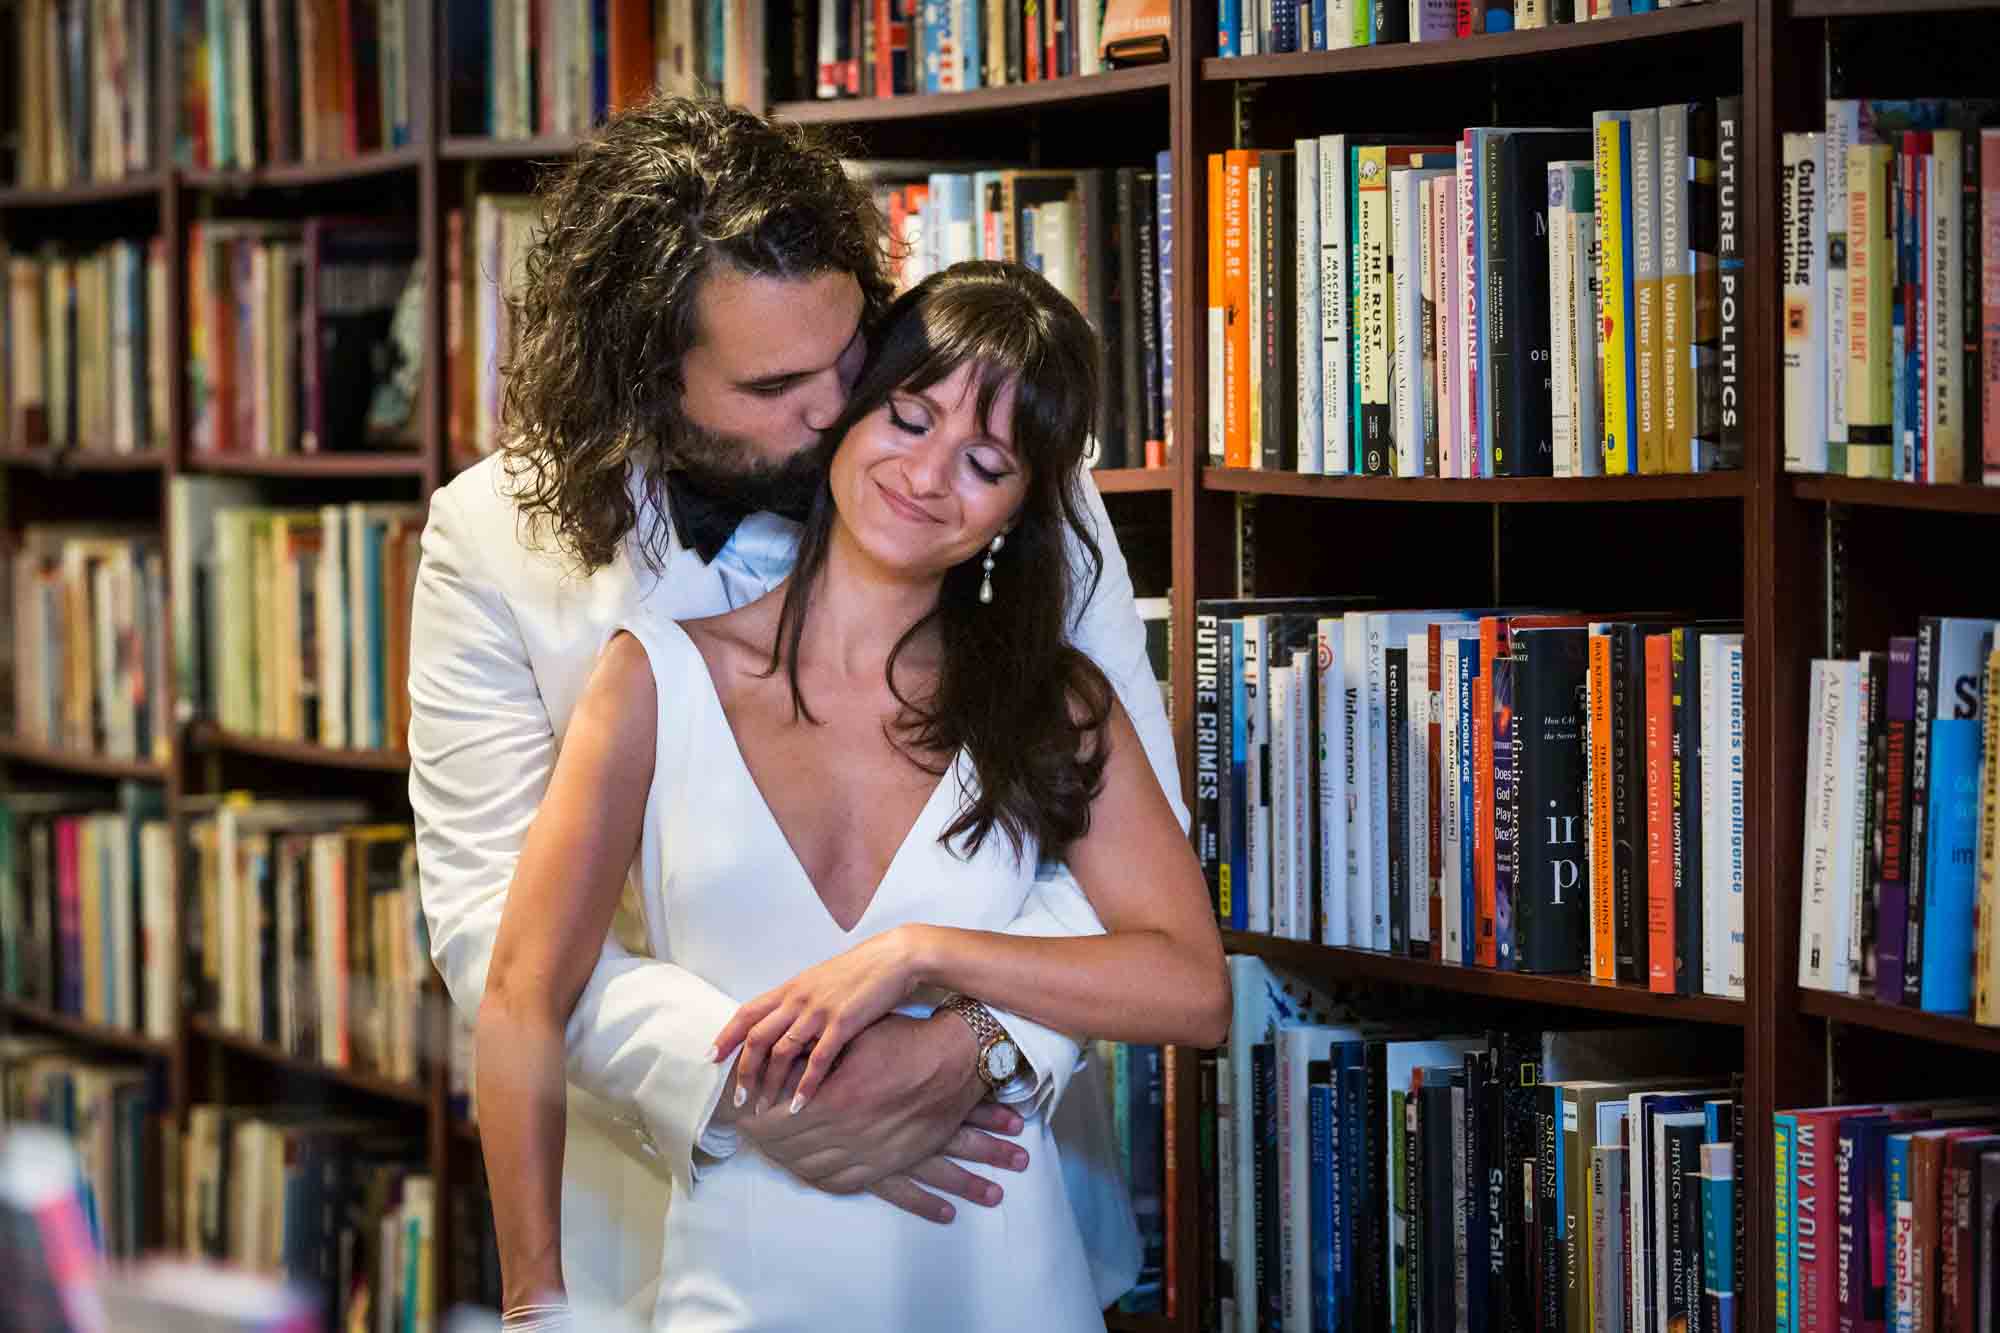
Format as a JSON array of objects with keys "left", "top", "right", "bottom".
[{"left": 888, "top": 400, "right": 929, "bottom": 435}]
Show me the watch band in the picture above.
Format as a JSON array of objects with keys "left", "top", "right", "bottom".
[{"left": 939, "top": 993, "right": 1016, "bottom": 1091}]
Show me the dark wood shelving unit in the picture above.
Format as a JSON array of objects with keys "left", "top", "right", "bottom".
[
  {"left": 1791, "top": 473, "right": 2000, "bottom": 515},
  {"left": 191, "top": 1017, "right": 430, "bottom": 1107},
  {"left": 0, "top": 449, "right": 170, "bottom": 472},
  {"left": 1796, "top": 989, "right": 2000, "bottom": 1057},
  {"left": 0, "top": 171, "right": 168, "bottom": 209},
  {"left": 187, "top": 724, "right": 412, "bottom": 773},
  {"left": 1201, "top": 2, "right": 1741, "bottom": 80},
  {"left": 1225, "top": 931, "right": 1750, "bottom": 1024},
  {"left": 1791, "top": 0, "right": 1993, "bottom": 13},
  {"left": 439, "top": 133, "right": 587, "bottom": 161},
  {"left": 1204, "top": 467, "right": 1752, "bottom": 502},
  {"left": 770, "top": 65, "right": 1172, "bottom": 124},
  {"left": 181, "top": 451, "right": 429, "bottom": 479},
  {"left": 1093, "top": 467, "right": 1177, "bottom": 494},
  {"left": 0, "top": 735, "right": 169, "bottom": 782},
  {"left": 0, "top": 997, "right": 175, "bottom": 1058},
  {"left": 179, "top": 145, "right": 426, "bottom": 192}
]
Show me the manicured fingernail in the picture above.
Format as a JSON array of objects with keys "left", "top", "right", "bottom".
[
  {"left": 705, "top": 1045, "right": 719, "bottom": 1063},
  {"left": 939, "top": 1206, "right": 955, "bottom": 1222},
  {"left": 984, "top": 1185, "right": 1001, "bottom": 1204},
  {"left": 733, "top": 1084, "right": 747, "bottom": 1109},
  {"left": 789, "top": 1093, "right": 806, "bottom": 1115},
  {"left": 1010, "top": 1151, "right": 1027, "bottom": 1169}
]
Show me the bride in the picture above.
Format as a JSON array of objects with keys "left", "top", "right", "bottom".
[{"left": 476, "top": 260, "right": 1229, "bottom": 1331}]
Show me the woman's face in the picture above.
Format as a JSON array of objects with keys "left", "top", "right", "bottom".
[{"left": 828, "top": 359, "right": 1032, "bottom": 582}]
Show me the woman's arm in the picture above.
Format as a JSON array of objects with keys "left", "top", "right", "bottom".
[
  {"left": 476, "top": 632, "right": 661, "bottom": 1311},
  {"left": 719, "top": 700, "right": 1230, "bottom": 1113}
]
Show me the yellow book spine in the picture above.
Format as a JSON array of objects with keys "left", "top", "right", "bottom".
[
  {"left": 1596, "top": 117, "right": 1634, "bottom": 475},
  {"left": 1845, "top": 143, "right": 1894, "bottom": 478}
]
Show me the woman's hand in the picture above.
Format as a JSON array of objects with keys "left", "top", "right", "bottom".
[{"left": 709, "top": 926, "right": 932, "bottom": 1116}]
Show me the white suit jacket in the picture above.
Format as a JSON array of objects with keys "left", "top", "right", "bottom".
[{"left": 408, "top": 454, "right": 1187, "bottom": 1316}]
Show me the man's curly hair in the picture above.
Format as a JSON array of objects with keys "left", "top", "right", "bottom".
[{"left": 498, "top": 96, "right": 895, "bottom": 575}]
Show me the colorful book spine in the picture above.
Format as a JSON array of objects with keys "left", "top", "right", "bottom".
[{"left": 1595, "top": 112, "right": 1636, "bottom": 475}]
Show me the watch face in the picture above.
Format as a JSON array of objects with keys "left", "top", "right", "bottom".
[{"left": 985, "top": 1041, "right": 1020, "bottom": 1083}]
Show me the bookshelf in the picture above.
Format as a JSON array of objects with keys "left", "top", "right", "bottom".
[{"left": 2, "top": 0, "right": 1994, "bottom": 1328}]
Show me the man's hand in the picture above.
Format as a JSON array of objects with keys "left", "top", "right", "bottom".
[{"left": 727, "top": 1012, "right": 1032, "bottom": 1223}]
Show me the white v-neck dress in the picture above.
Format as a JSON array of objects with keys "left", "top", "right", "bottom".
[{"left": 615, "top": 617, "right": 1107, "bottom": 1332}]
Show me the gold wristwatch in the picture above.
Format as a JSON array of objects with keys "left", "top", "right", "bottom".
[{"left": 938, "top": 993, "right": 1022, "bottom": 1094}]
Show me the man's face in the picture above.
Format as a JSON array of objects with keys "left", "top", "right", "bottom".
[{"left": 671, "top": 265, "right": 868, "bottom": 514}]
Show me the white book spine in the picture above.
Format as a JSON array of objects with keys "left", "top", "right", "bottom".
[
  {"left": 1783, "top": 133, "right": 1830, "bottom": 472},
  {"left": 1297, "top": 143, "right": 1325, "bottom": 473},
  {"left": 1573, "top": 200, "right": 1605, "bottom": 477},
  {"left": 1292, "top": 647, "right": 1314, "bottom": 941},
  {"left": 1369, "top": 618, "right": 1393, "bottom": 949},
  {"left": 1550, "top": 163, "right": 1579, "bottom": 479},
  {"left": 1345, "top": 615, "right": 1374, "bottom": 945},
  {"left": 1726, "top": 640, "right": 1747, "bottom": 998},
  {"left": 1319, "top": 619, "right": 1351, "bottom": 946},
  {"left": 1392, "top": 170, "right": 1425, "bottom": 476},
  {"left": 1799, "top": 660, "right": 1839, "bottom": 990},
  {"left": 1844, "top": 662, "right": 1871, "bottom": 994},
  {"left": 1319, "top": 136, "right": 1352, "bottom": 473},
  {"left": 1701, "top": 634, "right": 1725, "bottom": 995}
]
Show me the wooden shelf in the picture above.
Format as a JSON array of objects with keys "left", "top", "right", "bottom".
[
  {"left": 189, "top": 724, "right": 411, "bottom": 773},
  {"left": 192, "top": 1016, "right": 429, "bottom": 1106},
  {"left": 1226, "top": 931, "right": 1749, "bottom": 1024},
  {"left": 1790, "top": 473, "right": 2000, "bottom": 515},
  {"left": 1203, "top": 467, "right": 1751, "bottom": 502},
  {"left": 0, "top": 735, "right": 168, "bottom": 781},
  {"left": 1103, "top": 1311, "right": 1175, "bottom": 1331},
  {"left": 1792, "top": 0, "right": 1999, "bottom": 14},
  {"left": 0, "top": 171, "right": 166, "bottom": 209},
  {"left": 1203, "top": 3, "right": 1741, "bottom": 80},
  {"left": 770, "top": 66, "right": 1172, "bottom": 125},
  {"left": 0, "top": 997, "right": 174, "bottom": 1057},
  {"left": 1093, "top": 467, "right": 1176, "bottom": 494},
  {"left": 0, "top": 448, "right": 168, "bottom": 472},
  {"left": 1797, "top": 987, "right": 2000, "bottom": 1055},
  {"left": 182, "top": 450, "right": 428, "bottom": 479},
  {"left": 181, "top": 145, "right": 424, "bottom": 191},
  {"left": 440, "top": 133, "right": 587, "bottom": 162}
]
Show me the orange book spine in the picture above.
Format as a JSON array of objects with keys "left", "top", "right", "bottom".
[
  {"left": 1224, "top": 149, "right": 1253, "bottom": 468},
  {"left": 1473, "top": 617, "right": 1504, "bottom": 966},
  {"left": 1588, "top": 631, "right": 1616, "bottom": 980},
  {"left": 608, "top": 0, "right": 657, "bottom": 113},
  {"left": 1645, "top": 632, "right": 1675, "bottom": 993}
]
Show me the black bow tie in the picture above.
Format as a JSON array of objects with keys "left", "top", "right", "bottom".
[{"left": 663, "top": 471, "right": 753, "bottom": 565}]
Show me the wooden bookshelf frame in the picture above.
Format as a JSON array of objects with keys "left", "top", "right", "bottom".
[{"left": 7, "top": 0, "right": 1994, "bottom": 1325}]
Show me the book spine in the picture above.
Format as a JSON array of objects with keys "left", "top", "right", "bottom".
[
  {"left": 1847, "top": 144, "right": 1896, "bottom": 478},
  {"left": 1785, "top": 132, "right": 1831, "bottom": 472},
  {"left": 1589, "top": 631, "right": 1617, "bottom": 978},
  {"left": 1776, "top": 1113, "right": 1798, "bottom": 1333},
  {"left": 1596, "top": 113, "right": 1636, "bottom": 475},
  {"left": 1905, "top": 619, "right": 1938, "bottom": 1005},
  {"left": 1210, "top": 154, "right": 1227, "bottom": 465},
  {"left": 1633, "top": 108, "right": 1663, "bottom": 475},
  {"left": 1196, "top": 610, "right": 1224, "bottom": 914},
  {"left": 1984, "top": 132, "right": 2000, "bottom": 483},
  {"left": 1976, "top": 646, "right": 2000, "bottom": 1023},
  {"left": 1661, "top": 104, "right": 1695, "bottom": 474},
  {"left": 1357, "top": 146, "right": 1393, "bottom": 475},
  {"left": 1296, "top": 144, "right": 1324, "bottom": 473},
  {"left": 1715, "top": 95, "right": 1745, "bottom": 470},
  {"left": 1320, "top": 136, "right": 1352, "bottom": 473},
  {"left": 1826, "top": 101, "right": 1857, "bottom": 474},
  {"left": 1647, "top": 632, "right": 1677, "bottom": 992}
]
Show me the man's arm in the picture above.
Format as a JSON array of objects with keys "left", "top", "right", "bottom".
[
  {"left": 408, "top": 482, "right": 741, "bottom": 1198},
  {"left": 979, "top": 477, "right": 1193, "bottom": 1116}
]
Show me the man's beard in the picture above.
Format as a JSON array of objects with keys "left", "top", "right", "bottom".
[{"left": 666, "top": 408, "right": 828, "bottom": 521}]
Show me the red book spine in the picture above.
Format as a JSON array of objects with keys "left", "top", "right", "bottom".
[
  {"left": 1982, "top": 132, "right": 1999, "bottom": 484},
  {"left": 1428, "top": 623, "right": 1445, "bottom": 950},
  {"left": 1645, "top": 632, "right": 1675, "bottom": 993},
  {"left": 1474, "top": 618, "right": 1502, "bottom": 965}
]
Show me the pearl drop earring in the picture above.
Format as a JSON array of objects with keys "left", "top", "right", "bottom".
[{"left": 979, "top": 534, "right": 1004, "bottom": 605}]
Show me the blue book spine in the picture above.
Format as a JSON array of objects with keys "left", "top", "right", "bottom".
[
  {"left": 1219, "top": 0, "right": 1241, "bottom": 56},
  {"left": 1311, "top": 0, "right": 1328, "bottom": 49},
  {"left": 1311, "top": 1081, "right": 1335, "bottom": 1333},
  {"left": 592, "top": 0, "right": 611, "bottom": 121},
  {"left": 1775, "top": 1113, "right": 1797, "bottom": 1333},
  {"left": 1630, "top": 0, "right": 1654, "bottom": 13},
  {"left": 1337, "top": 1051, "right": 1365, "bottom": 1318},
  {"left": 1230, "top": 621, "right": 1252, "bottom": 929},
  {"left": 1482, "top": 0, "right": 1512, "bottom": 33},
  {"left": 1919, "top": 717, "right": 1983, "bottom": 1013},
  {"left": 1158, "top": 153, "right": 1176, "bottom": 454},
  {"left": 960, "top": 0, "right": 983, "bottom": 88},
  {"left": 364, "top": 523, "right": 384, "bottom": 748},
  {"left": 1457, "top": 641, "right": 1478, "bottom": 964},
  {"left": 923, "top": 0, "right": 945, "bottom": 94}
]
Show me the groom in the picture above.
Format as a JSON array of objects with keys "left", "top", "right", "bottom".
[{"left": 408, "top": 96, "right": 1186, "bottom": 1323}]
